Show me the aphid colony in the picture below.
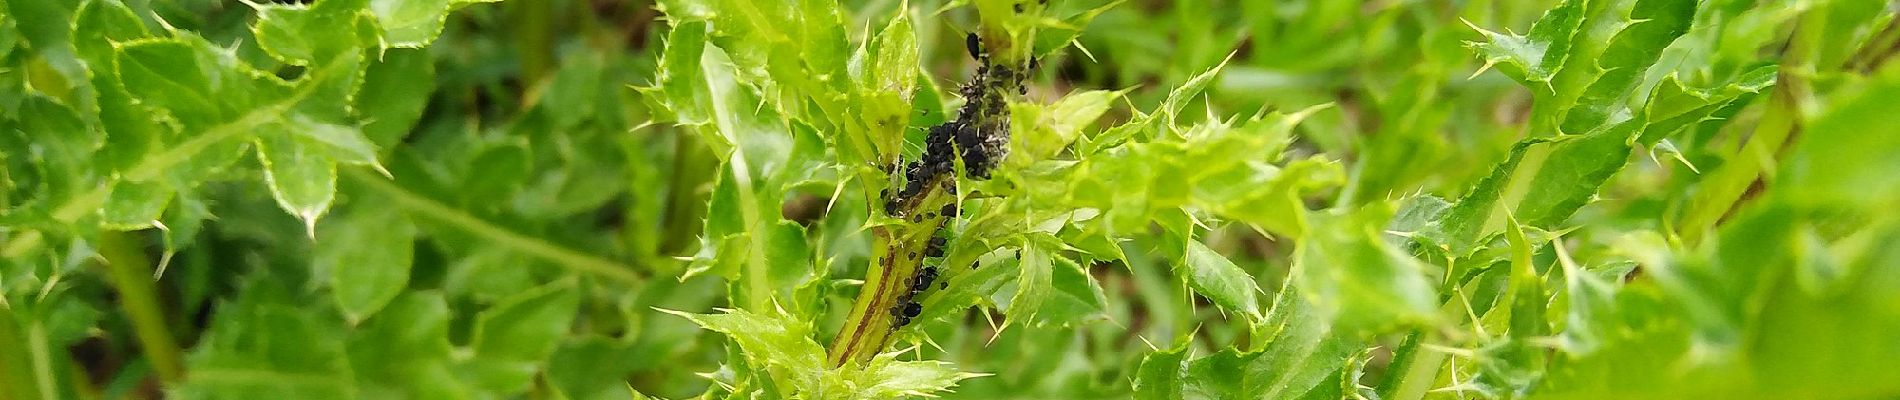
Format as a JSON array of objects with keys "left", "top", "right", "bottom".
[
  {"left": 881, "top": 32, "right": 1028, "bottom": 330},
  {"left": 884, "top": 32, "right": 1024, "bottom": 216},
  {"left": 889, "top": 235, "right": 949, "bottom": 328}
]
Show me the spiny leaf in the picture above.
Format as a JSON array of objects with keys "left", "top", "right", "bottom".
[
  {"left": 369, "top": 0, "right": 456, "bottom": 48},
  {"left": 1003, "top": 236, "right": 1056, "bottom": 329},
  {"left": 1464, "top": 0, "right": 1586, "bottom": 84},
  {"left": 1295, "top": 206, "right": 1438, "bottom": 331},
  {"left": 662, "top": 307, "right": 983, "bottom": 399},
  {"left": 255, "top": 131, "right": 338, "bottom": 235},
  {"left": 1180, "top": 240, "right": 1263, "bottom": 321},
  {"left": 251, "top": 0, "right": 370, "bottom": 66}
]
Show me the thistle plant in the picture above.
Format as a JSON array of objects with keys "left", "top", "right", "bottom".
[{"left": 3, "top": 0, "right": 1899, "bottom": 399}]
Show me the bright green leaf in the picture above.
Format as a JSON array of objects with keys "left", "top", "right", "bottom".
[{"left": 1180, "top": 240, "right": 1263, "bottom": 321}]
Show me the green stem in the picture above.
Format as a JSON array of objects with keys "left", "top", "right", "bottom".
[
  {"left": 26, "top": 321, "right": 57, "bottom": 400},
  {"left": 510, "top": 0, "right": 554, "bottom": 85},
  {"left": 826, "top": 179, "right": 956, "bottom": 367},
  {"left": 0, "top": 306, "right": 47, "bottom": 400},
  {"left": 1382, "top": 333, "right": 1450, "bottom": 400},
  {"left": 343, "top": 169, "right": 644, "bottom": 285},
  {"left": 98, "top": 230, "right": 184, "bottom": 384},
  {"left": 1677, "top": 9, "right": 1827, "bottom": 244}
]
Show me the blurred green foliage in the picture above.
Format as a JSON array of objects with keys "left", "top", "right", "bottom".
[{"left": 2, "top": 0, "right": 1898, "bottom": 399}]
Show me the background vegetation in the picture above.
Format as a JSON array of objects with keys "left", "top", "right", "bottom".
[{"left": 3, "top": 0, "right": 1898, "bottom": 398}]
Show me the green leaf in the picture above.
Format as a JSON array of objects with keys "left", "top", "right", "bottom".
[
  {"left": 347, "top": 292, "right": 472, "bottom": 399},
  {"left": 641, "top": 20, "right": 712, "bottom": 126},
  {"left": 101, "top": 180, "right": 173, "bottom": 230},
  {"left": 1004, "top": 237, "right": 1056, "bottom": 328},
  {"left": 463, "top": 279, "right": 582, "bottom": 394},
  {"left": 71, "top": 0, "right": 149, "bottom": 62},
  {"left": 1555, "top": 0, "right": 1696, "bottom": 134},
  {"left": 1417, "top": 139, "right": 1551, "bottom": 253},
  {"left": 660, "top": 307, "right": 825, "bottom": 373},
  {"left": 794, "top": 0, "right": 850, "bottom": 91},
  {"left": 546, "top": 337, "right": 645, "bottom": 400},
  {"left": 1133, "top": 345, "right": 1190, "bottom": 399},
  {"left": 1637, "top": 65, "right": 1776, "bottom": 145},
  {"left": 916, "top": 253, "right": 1019, "bottom": 327},
  {"left": 6, "top": 0, "right": 86, "bottom": 98},
  {"left": 115, "top": 37, "right": 291, "bottom": 182},
  {"left": 369, "top": 0, "right": 454, "bottom": 48},
  {"left": 1011, "top": 89, "right": 1123, "bottom": 164},
  {"left": 1439, "top": 0, "right": 1715, "bottom": 249},
  {"left": 1466, "top": 0, "right": 1585, "bottom": 84},
  {"left": 316, "top": 206, "right": 417, "bottom": 320},
  {"left": 662, "top": 307, "right": 982, "bottom": 398},
  {"left": 1511, "top": 123, "right": 1636, "bottom": 227},
  {"left": 178, "top": 303, "right": 353, "bottom": 399},
  {"left": 844, "top": 353, "right": 985, "bottom": 399},
  {"left": 1161, "top": 282, "right": 1359, "bottom": 399},
  {"left": 252, "top": 0, "right": 370, "bottom": 66},
  {"left": 13, "top": 96, "right": 100, "bottom": 206},
  {"left": 113, "top": 39, "right": 223, "bottom": 126},
  {"left": 1157, "top": 55, "right": 1231, "bottom": 134},
  {"left": 1033, "top": 248, "right": 1108, "bottom": 327},
  {"left": 255, "top": 131, "right": 338, "bottom": 234},
  {"left": 1029, "top": 1, "right": 1119, "bottom": 59},
  {"left": 1295, "top": 206, "right": 1438, "bottom": 331},
  {"left": 1782, "top": 76, "right": 1900, "bottom": 207},
  {"left": 285, "top": 115, "right": 382, "bottom": 167},
  {"left": 1180, "top": 240, "right": 1263, "bottom": 321},
  {"left": 356, "top": 48, "right": 435, "bottom": 148},
  {"left": 855, "top": 9, "right": 920, "bottom": 159}
]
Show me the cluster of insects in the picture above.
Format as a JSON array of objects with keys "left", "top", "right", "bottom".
[
  {"left": 880, "top": 32, "right": 1031, "bottom": 330},
  {"left": 889, "top": 234, "right": 949, "bottom": 328},
  {"left": 884, "top": 32, "right": 1024, "bottom": 217}
]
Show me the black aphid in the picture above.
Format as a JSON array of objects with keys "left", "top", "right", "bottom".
[
  {"left": 965, "top": 33, "right": 982, "bottom": 60},
  {"left": 913, "top": 266, "right": 939, "bottom": 291},
  {"left": 925, "top": 237, "right": 946, "bottom": 258}
]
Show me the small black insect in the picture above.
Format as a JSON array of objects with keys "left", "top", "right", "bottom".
[
  {"left": 965, "top": 33, "right": 982, "bottom": 60},
  {"left": 913, "top": 266, "right": 939, "bottom": 291},
  {"left": 889, "top": 299, "right": 923, "bottom": 328},
  {"left": 924, "top": 237, "right": 946, "bottom": 258},
  {"left": 1013, "top": 2, "right": 1024, "bottom": 13}
]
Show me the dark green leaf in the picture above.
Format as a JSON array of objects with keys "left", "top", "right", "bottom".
[{"left": 317, "top": 206, "right": 417, "bottom": 320}]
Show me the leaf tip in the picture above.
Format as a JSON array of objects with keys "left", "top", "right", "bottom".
[{"left": 299, "top": 209, "right": 322, "bottom": 239}]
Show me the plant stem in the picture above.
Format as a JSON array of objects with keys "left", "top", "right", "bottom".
[
  {"left": 343, "top": 168, "right": 644, "bottom": 285},
  {"left": 1681, "top": 15, "right": 1900, "bottom": 243},
  {"left": 98, "top": 230, "right": 184, "bottom": 384},
  {"left": 827, "top": 181, "right": 956, "bottom": 367},
  {"left": 0, "top": 306, "right": 47, "bottom": 400}
]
